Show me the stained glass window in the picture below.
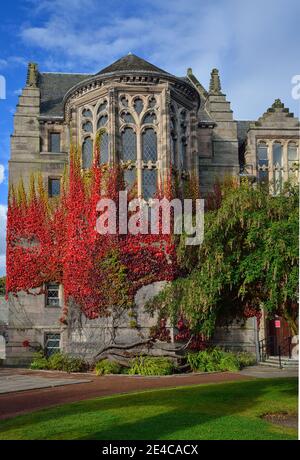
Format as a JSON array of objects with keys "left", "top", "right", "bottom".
[
  {"left": 142, "top": 128, "right": 157, "bottom": 162},
  {"left": 121, "top": 112, "right": 135, "bottom": 124},
  {"left": 142, "top": 169, "right": 157, "bottom": 200},
  {"left": 97, "top": 101, "right": 107, "bottom": 113},
  {"left": 121, "top": 128, "right": 137, "bottom": 161},
  {"left": 83, "top": 121, "right": 93, "bottom": 133},
  {"left": 82, "top": 109, "right": 92, "bottom": 118},
  {"left": 82, "top": 138, "right": 93, "bottom": 169},
  {"left": 124, "top": 169, "right": 136, "bottom": 191},
  {"left": 134, "top": 98, "right": 144, "bottom": 115},
  {"left": 97, "top": 115, "right": 108, "bottom": 128},
  {"left": 143, "top": 112, "right": 156, "bottom": 124}
]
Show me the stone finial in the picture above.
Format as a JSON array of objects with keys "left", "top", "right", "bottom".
[
  {"left": 209, "top": 68, "right": 221, "bottom": 94},
  {"left": 26, "top": 62, "right": 38, "bottom": 87},
  {"left": 272, "top": 98, "right": 284, "bottom": 109}
]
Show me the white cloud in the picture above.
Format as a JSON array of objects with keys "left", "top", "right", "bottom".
[
  {"left": 0, "top": 165, "right": 5, "bottom": 185},
  {"left": 19, "top": 0, "right": 300, "bottom": 119},
  {"left": 0, "top": 205, "right": 7, "bottom": 276}
]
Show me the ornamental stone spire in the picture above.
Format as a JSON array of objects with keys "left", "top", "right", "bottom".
[
  {"left": 209, "top": 68, "right": 222, "bottom": 94},
  {"left": 26, "top": 62, "right": 38, "bottom": 87}
]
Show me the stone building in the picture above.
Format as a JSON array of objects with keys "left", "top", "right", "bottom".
[{"left": 5, "top": 54, "right": 299, "bottom": 365}]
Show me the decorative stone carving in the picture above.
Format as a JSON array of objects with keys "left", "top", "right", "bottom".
[
  {"left": 209, "top": 68, "right": 222, "bottom": 94},
  {"left": 26, "top": 62, "right": 38, "bottom": 87}
]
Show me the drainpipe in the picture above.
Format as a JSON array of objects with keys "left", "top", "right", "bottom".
[{"left": 254, "top": 316, "right": 260, "bottom": 363}]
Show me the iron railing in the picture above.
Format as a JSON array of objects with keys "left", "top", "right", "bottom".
[{"left": 259, "top": 335, "right": 292, "bottom": 368}]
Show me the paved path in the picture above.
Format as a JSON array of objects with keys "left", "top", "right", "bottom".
[
  {"left": 0, "top": 368, "right": 250, "bottom": 420},
  {"left": 239, "top": 365, "right": 298, "bottom": 379},
  {"left": 0, "top": 373, "right": 89, "bottom": 394}
]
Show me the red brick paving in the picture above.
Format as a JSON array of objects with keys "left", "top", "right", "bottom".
[{"left": 0, "top": 368, "right": 250, "bottom": 420}]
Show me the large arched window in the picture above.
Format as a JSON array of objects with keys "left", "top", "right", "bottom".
[
  {"left": 273, "top": 142, "right": 283, "bottom": 193},
  {"left": 179, "top": 137, "right": 187, "bottom": 170},
  {"left": 257, "top": 142, "right": 269, "bottom": 184},
  {"left": 121, "top": 128, "right": 137, "bottom": 161},
  {"left": 99, "top": 131, "right": 109, "bottom": 164},
  {"left": 142, "top": 128, "right": 157, "bottom": 162},
  {"left": 82, "top": 138, "right": 93, "bottom": 169}
]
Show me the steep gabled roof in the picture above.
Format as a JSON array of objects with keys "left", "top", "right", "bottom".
[
  {"left": 97, "top": 53, "right": 170, "bottom": 75},
  {"left": 38, "top": 72, "right": 92, "bottom": 117}
]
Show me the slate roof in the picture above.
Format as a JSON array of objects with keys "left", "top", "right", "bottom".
[
  {"left": 97, "top": 53, "right": 170, "bottom": 76},
  {"left": 38, "top": 72, "right": 92, "bottom": 117},
  {"left": 236, "top": 120, "right": 252, "bottom": 145}
]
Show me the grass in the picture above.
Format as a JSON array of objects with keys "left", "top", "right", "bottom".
[{"left": 0, "top": 378, "right": 297, "bottom": 440}]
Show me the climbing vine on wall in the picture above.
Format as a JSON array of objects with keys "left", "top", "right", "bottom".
[{"left": 6, "top": 134, "right": 178, "bottom": 324}]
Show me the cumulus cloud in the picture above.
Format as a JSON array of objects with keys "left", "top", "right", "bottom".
[
  {"left": 0, "top": 205, "right": 7, "bottom": 277},
  {"left": 20, "top": 0, "right": 300, "bottom": 119}
]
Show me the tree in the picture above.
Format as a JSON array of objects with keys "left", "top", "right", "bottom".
[{"left": 147, "top": 181, "right": 299, "bottom": 337}]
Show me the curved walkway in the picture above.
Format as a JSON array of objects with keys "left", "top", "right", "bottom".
[{"left": 0, "top": 368, "right": 250, "bottom": 420}]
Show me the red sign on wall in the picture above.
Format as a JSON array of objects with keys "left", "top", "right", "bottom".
[{"left": 275, "top": 320, "right": 281, "bottom": 328}]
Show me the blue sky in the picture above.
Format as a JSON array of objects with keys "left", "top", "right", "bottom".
[{"left": 0, "top": 0, "right": 299, "bottom": 275}]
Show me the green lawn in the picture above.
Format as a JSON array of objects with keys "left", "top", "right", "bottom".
[{"left": 0, "top": 378, "right": 297, "bottom": 440}]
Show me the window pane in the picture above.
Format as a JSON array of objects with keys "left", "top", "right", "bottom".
[
  {"left": 288, "top": 144, "right": 298, "bottom": 161},
  {"left": 124, "top": 169, "right": 136, "bottom": 191},
  {"left": 257, "top": 144, "right": 268, "bottom": 166},
  {"left": 171, "top": 134, "right": 177, "bottom": 165},
  {"left": 45, "top": 333, "right": 60, "bottom": 357},
  {"left": 99, "top": 132, "right": 109, "bottom": 164},
  {"left": 82, "top": 138, "right": 93, "bottom": 169},
  {"left": 120, "top": 96, "right": 128, "bottom": 107},
  {"left": 121, "top": 112, "right": 135, "bottom": 124},
  {"left": 46, "top": 283, "right": 60, "bottom": 307},
  {"left": 48, "top": 178, "right": 61, "bottom": 197},
  {"left": 121, "top": 128, "right": 136, "bottom": 161},
  {"left": 148, "top": 97, "right": 156, "bottom": 108},
  {"left": 97, "top": 115, "right": 108, "bottom": 128},
  {"left": 49, "top": 133, "right": 61, "bottom": 153},
  {"left": 134, "top": 98, "right": 144, "bottom": 115},
  {"left": 273, "top": 142, "right": 282, "bottom": 166},
  {"left": 142, "top": 169, "right": 157, "bottom": 200},
  {"left": 142, "top": 128, "right": 157, "bottom": 162},
  {"left": 258, "top": 170, "right": 269, "bottom": 185},
  {"left": 97, "top": 101, "right": 107, "bottom": 113},
  {"left": 82, "top": 109, "right": 92, "bottom": 118},
  {"left": 143, "top": 112, "right": 156, "bottom": 124},
  {"left": 83, "top": 121, "right": 93, "bottom": 133}
]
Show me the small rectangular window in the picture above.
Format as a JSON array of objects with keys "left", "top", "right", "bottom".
[
  {"left": 49, "top": 133, "right": 61, "bottom": 153},
  {"left": 44, "top": 333, "right": 60, "bottom": 357},
  {"left": 46, "top": 282, "right": 60, "bottom": 307},
  {"left": 48, "top": 178, "right": 61, "bottom": 197}
]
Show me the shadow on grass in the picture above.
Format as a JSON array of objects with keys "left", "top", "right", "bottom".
[{"left": 0, "top": 378, "right": 297, "bottom": 440}]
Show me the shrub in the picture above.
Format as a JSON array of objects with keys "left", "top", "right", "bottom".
[
  {"left": 30, "top": 351, "right": 87, "bottom": 372},
  {"left": 30, "top": 351, "right": 49, "bottom": 370},
  {"left": 48, "top": 352, "right": 65, "bottom": 370},
  {"left": 235, "top": 351, "right": 256, "bottom": 368},
  {"left": 187, "top": 348, "right": 239, "bottom": 372},
  {"left": 128, "top": 356, "right": 174, "bottom": 376},
  {"left": 95, "top": 359, "right": 122, "bottom": 376}
]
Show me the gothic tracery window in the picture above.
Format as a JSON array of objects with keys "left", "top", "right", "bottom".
[
  {"left": 121, "top": 127, "right": 137, "bottom": 161},
  {"left": 257, "top": 142, "right": 269, "bottom": 184},
  {"left": 288, "top": 142, "right": 299, "bottom": 182},
  {"left": 142, "top": 128, "right": 157, "bottom": 162},
  {"left": 273, "top": 142, "right": 283, "bottom": 193}
]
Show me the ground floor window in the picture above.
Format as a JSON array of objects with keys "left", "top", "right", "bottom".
[{"left": 44, "top": 333, "right": 60, "bottom": 357}]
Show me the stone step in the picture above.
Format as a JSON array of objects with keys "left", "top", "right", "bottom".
[{"left": 259, "top": 360, "right": 298, "bottom": 369}]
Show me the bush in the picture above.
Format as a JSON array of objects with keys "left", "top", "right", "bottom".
[
  {"left": 30, "top": 351, "right": 49, "bottom": 370},
  {"left": 95, "top": 359, "right": 122, "bottom": 376},
  {"left": 30, "top": 351, "right": 87, "bottom": 373},
  {"left": 128, "top": 356, "right": 174, "bottom": 376},
  {"left": 187, "top": 348, "right": 240, "bottom": 372},
  {"left": 235, "top": 351, "right": 256, "bottom": 368}
]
